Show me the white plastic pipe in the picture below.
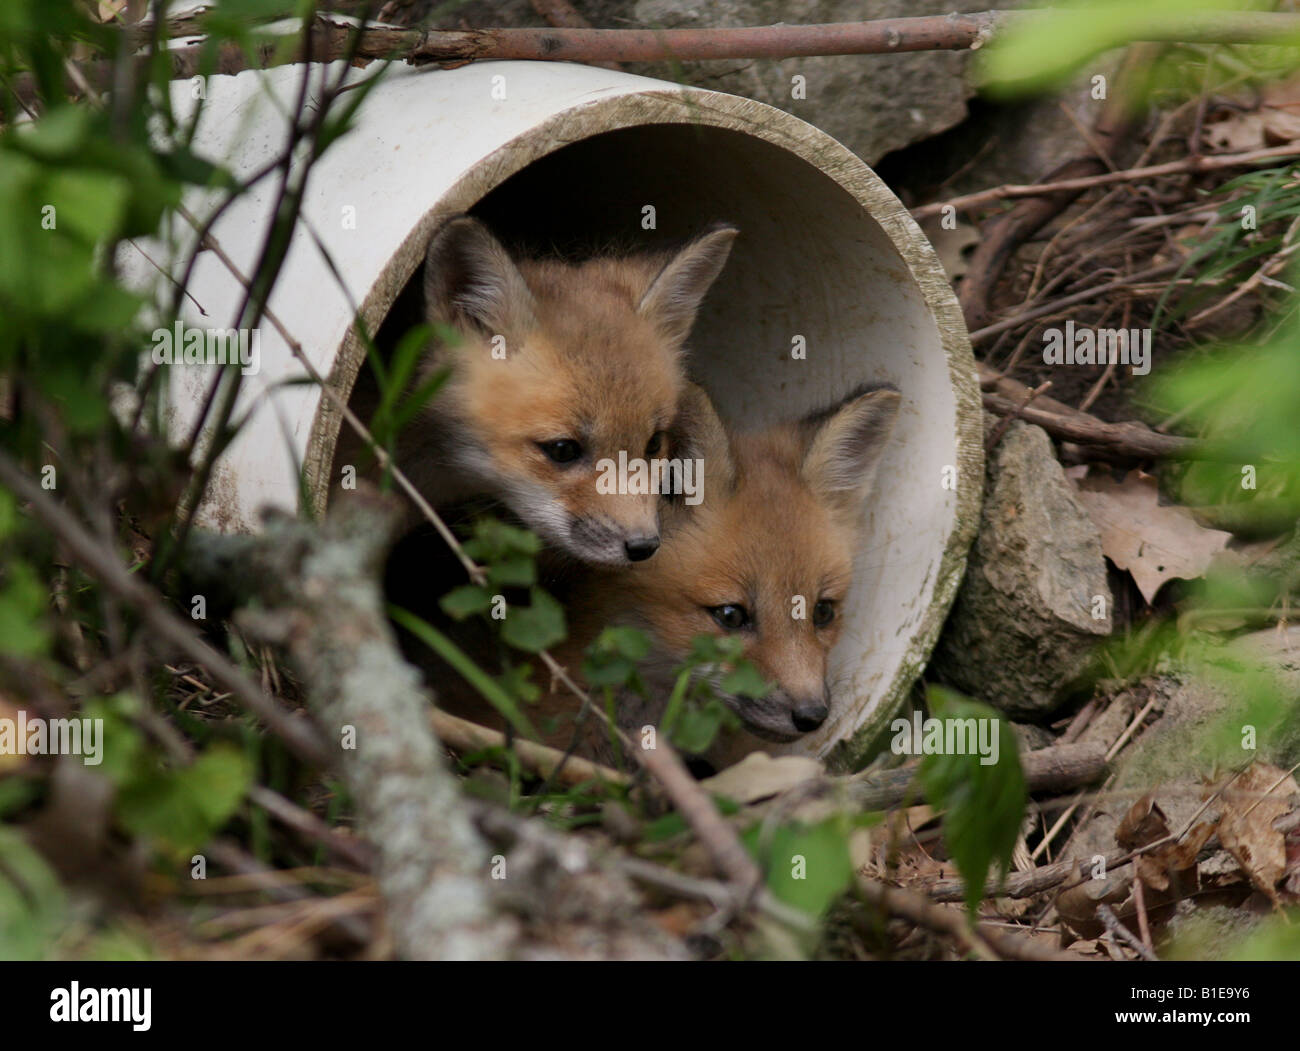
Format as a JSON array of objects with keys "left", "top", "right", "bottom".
[{"left": 121, "top": 59, "right": 982, "bottom": 764}]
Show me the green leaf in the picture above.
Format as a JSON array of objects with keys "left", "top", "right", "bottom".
[
  {"left": 721, "top": 660, "right": 769, "bottom": 700},
  {"left": 0, "top": 826, "right": 68, "bottom": 960},
  {"left": 497, "top": 661, "right": 541, "bottom": 706},
  {"left": 643, "top": 811, "right": 688, "bottom": 842},
  {"left": 671, "top": 698, "right": 729, "bottom": 754},
  {"left": 582, "top": 626, "right": 651, "bottom": 687},
  {"left": 42, "top": 168, "right": 130, "bottom": 243},
  {"left": 975, "top": 0, "right": 1287, "bottom": 99},
  {"left": 500, "top": 588, "right": 566, "bottom": 653},
  {"left": 439, "top": 584, "right": 492, "bottom": 620},
  {"left": 918, "top": 686, "right": 1026, "bottom": 916},
  {"left": 390, "top": 604, "right": 539, "bottom": 740},
  {"left": 462, "top": 517, "right": 542, "bottom": 563},
  {"left": 745, "top": 816, "right": 855, "bottom": 920},
  {"left": 486, "top": 556, "right": 535, "bottom": 588},
  {"left": 115, "top": 743, "right": 252, "bottom": 857},
  {"left": 0, "top": 560, "right": 50, "bottom": 656}
]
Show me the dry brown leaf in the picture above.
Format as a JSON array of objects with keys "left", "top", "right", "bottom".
[
  {"left": 1114, "top": 794, "right": 1208, "bottom": 893},
  {"left": 1205, "top": 110, "right": 1266, "bottom": 152},
  {"left": 1283, "top": 828, "right": 1300, "bottom": 900},
  {"left": 1203, "top": 106, "right": 1300, "bottom": 151},
  {"left": 1263, "top": 107, "right": 1300, "bottom": 145},
  {"left": 1075, "top": 471, "right": 1233, "bottom": 604},
  {"left": 1260, "top": 72, "right": 1300, "bottom": 111},
  {"left": 698, "top": 752, "right": 822, "bottom": 805},
  {"left": 1116, "top": 794, "right": 1169, "bottom": 851},
  {"left": 1139, "top": 822, "right": 1215, "bottom": 894},
  {"left": 1216, "top": 762, "right": 1299, "bottom": 904}
]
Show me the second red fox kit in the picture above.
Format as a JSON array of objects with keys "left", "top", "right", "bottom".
[
  {"left": 342, "top": 215, "right": 737, "bottom": 566},
  {"left": 429, "top": 382, "right": 902, "bottom": 762}
]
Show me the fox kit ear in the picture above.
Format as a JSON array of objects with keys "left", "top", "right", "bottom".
[
  {"left": 800, "top": 386, "right": 901, "bottom": 510},
  {"left": 637, "top": 224, "right": 738, "bottom": 346},
  {"left": 424, "top": 216, "right": 536, "bottom": 339},
  {"left": 671, "top": 382, "right": 734, "bottom": 493}
]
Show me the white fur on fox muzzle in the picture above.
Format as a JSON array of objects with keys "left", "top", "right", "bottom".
[
  {"left": 728, "top": 687, "right": 830, "bottom": 740},
  {"left": 567, "top": 512, "right": 661, "bottom": 566}
]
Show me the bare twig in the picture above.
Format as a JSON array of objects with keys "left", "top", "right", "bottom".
[
  {"left": 1097, "top": 902, "right": 1158, "bottom": 960},
  {"left": 22, "top": 9, "right": 1300, "bottom": 110},
  {"left": 968, "top": 261, "right": 1181, "bottom": 343},
  {"left": 431, "top": 707, "right": 629, "bottom": 789},
  {"left": 982, "top": 390, "right": 1195, "bottom": 461},
  {"left": 1030, "top": 698, "right": 1156, "bottom": 864},
  {"left": 0, "top": 449, "right": 333, "bottom": 768},
  {"left": 527, "top": 0, "right": 622, "bottom": 69},
  {"left": 986, "top": 380, "right": 1053, "bottom": 451},
  {"left": 915, "top": 143, "right": 1300, "bottom": 220},
  {"left": 956, "top": 44, "right": 1160, "bottom": 332},
  {"left": 855, "top": 876, "right": 1078, "bottom": 961}
]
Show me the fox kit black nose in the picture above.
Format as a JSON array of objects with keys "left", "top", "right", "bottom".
[
  {"left": 624, "top": 537, "right": 660, "bottom": 562},
  {"left": 792, "top": 705, "right": 828, "bottom": 732}
]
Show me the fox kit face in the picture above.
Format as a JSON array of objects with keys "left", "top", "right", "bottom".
[
  {"left": 615, "top": 386, "right": 901, "bottom": 742},
  {"left": 422, "top": 216, "right": 737, "bottom": 566}
]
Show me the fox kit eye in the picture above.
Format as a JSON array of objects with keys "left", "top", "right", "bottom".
[
  {"left": 812, "top": 600, "right": 836, "bottom": 627},
  {"left": 538, "top": 439, "right": 582, "bottom": 464},
  {"left": 645, "top": 431, "right": 667, "bottom": 457},
  {"left": 708, "top": 604, "right": 750, "bottom": 630}
]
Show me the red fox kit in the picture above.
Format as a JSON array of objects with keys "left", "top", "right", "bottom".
[
  {"left": 342, "top": 216, "right": 737, "bottom": 566},
  {"left": 429, "top": 382, "right": 901, "bottom": 762},
  {"left": 565, "top": 383, "right": 901, "bottom": 753}
]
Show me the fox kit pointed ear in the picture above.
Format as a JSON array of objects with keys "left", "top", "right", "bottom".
[
  {"left": 671, "top": 382, "right": 734, "bottom": 492},
  {"left": 637, "top": 224, "right": 738, "bottom": 346},
  {"left": 800, "top": 386, "right": 901, "bottom": 510},
  {"left": 424, "top": 216, "right": 536, "bottom": 339}
]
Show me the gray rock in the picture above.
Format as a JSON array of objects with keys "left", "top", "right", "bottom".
[
  {"left": 930, "top": 419, "right": 1112, "bottom": 716},
  {"left": 619, "top": 0, "right": 975, "bottom": 164},
  {"left": 1118, "top": 632, "right": 1300, "bottom": 788},
  {"left": 431, "top": 0, "right": 995, "bottom": 165},
  {"left": 1054, "top": 633, "right": 1300, "bottom": 867}
]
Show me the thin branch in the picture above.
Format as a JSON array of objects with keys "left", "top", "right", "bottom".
[
  {"left": 0, "top": 448, "right": 334, "bottom": 769},
  {"left": 986, "top": 379, "right": 1053, "bottom": 452},
  {"left": 22, "top": 9, "right": 1300, "bottom": 108},
  {"left": 1097, "top": 902, "right": 1158, "bottom": 960},
  {"left": 431, "top": 707, "right": 629, "bottom": 789},
  {"left": 855, "top": 876, "right": 1078, "bottom": 961},
  {"left": 915, "top": 143, "right": 1300, "bottom": 220}
]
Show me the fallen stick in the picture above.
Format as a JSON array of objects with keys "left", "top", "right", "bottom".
[
  {"left": 845, "top": 741, "right": 1108, "bottom": 812},
  {"left": 430, "top": 707, "right": 630, "bottom": 788},
  {"left": 855, "top": 875, "right": 1077, "bottom": 961},
  {"left": 982, "top": 391, "right": 1198, "bottom": 461},
  {"left": 1097, "top": 902, "right": 1159, "bottom": 960},
  {"left": 922, "top": 849, "right": 1126, "bottom": 904},
  {"left": 979, "top": 362, "right": 1201, "bottom": 461},
  {"left": 184, "top": 489, "right": 520, "bottom": 960},
  {"left": 985, "top": 379, "right": 1052, "bottom": 452},
  {"left": 23, "top": 9, "right": 1300, "bottom": 107}
]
